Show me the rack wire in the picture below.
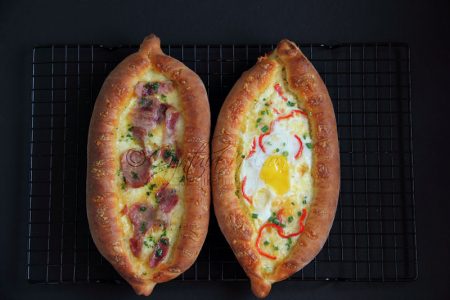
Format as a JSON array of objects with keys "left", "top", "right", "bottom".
[{"left": 27, "top": 42, "right": 417, "bottom": 284}]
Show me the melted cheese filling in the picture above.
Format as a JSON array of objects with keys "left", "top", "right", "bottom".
[
  {"left": 114, "top": 69, "right": 185, "bottom": 277},
  {"left": 238, "top": 65, "right": 313, "bottom": 274}
]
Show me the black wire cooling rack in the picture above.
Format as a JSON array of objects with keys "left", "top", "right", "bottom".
[{"left": 27, "top": 42, "right": 417, "bottom": 284}]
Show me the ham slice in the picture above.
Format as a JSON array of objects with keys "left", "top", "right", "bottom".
[
  {"left": 130, "top": 97, "right": 167, "bottom": 142},
  {"left": 156, "top": 185, "right": 179, "bottom": 214},
  {"left": 135, "top": 81, "right": 174, "bottom": 98},
  {"left": 127, "top": 203, "right": 166, "bottom": 257},
  {"left": 150, "top": 237, "right": 169, "bottom": 267},
  {"left": 120, "top": 150, "right": 151, "bottom": 188}
]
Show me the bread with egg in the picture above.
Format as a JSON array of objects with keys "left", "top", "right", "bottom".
[
  {"left": 86, "top": 34, "right": 210, "bottom": 296},
  {"left": 212, "top": 39, "right": 340, "bottom": 298}
]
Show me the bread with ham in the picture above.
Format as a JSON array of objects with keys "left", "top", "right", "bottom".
[{"left": 86, "top": 34, "right": 210, "bottom": 296}]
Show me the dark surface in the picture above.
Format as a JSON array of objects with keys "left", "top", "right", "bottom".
[{"left": 0, "top": 0, "right": 449, "bottom": 299}]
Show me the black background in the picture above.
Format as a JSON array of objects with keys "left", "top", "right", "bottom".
[{"left": 1, "top": 0, "right": 449, "bottom": 299}]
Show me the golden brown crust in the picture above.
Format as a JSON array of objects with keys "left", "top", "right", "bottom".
[
  {"left": 212, "top": 39, "right": 340, "bottom": 298},
  {"left": 86, "top": 34, "right": 210, "bottom": 295}
]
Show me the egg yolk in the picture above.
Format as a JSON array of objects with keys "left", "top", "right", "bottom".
[{"left": 260, "top": 155, "right": 290, "bottom": 195}]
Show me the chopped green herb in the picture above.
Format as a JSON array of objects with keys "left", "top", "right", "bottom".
[
  {"left": 161, "top": 229, "right": 167, "bottom": 238},
  {"left": 303, "top": 196, "right": 308, "bottom": 204},
  {"left": 262, "top": 98, "right": 267, "bottom": 101},
  {"left": 140, "top": 222, "right": 147, "bottom": 233},
  {"left": 286, "top": 237, "right": 293, "bottom": 250},
  {"left": 241, "top": 154, "right": 245, "bottom": 159},
  {"left": 282, "top": 151, "right": 289, "bottom": 157},
  {"left": 273, "top": 246, "right": 279, "bottom": 251},
  {"left": 264, "top": 102, "right": 270, "bottom": 107},
  {"left": 160, "top": 94, "right": 167, "bottom": 102},
  {"left": 306, "top": 143, "right": 313, "bottom": 149},
  {"left": 275, "top": 148, "right": 280, "bottom": 153},
  {"left": 146, "top": 191, "right": 150, "bottom": 196},
  {"left": 150, "top": 82, "right": 160, "bottom": 92},
  {"left": 121, "top": 181, "right": 126, "bottom": 190},
  {"left": 256, "top": 117, "right": 262, "bottom": 123},
  {"left": 179, "top": 175, "right": 185, "bottom": 183},
  {"left": 287, "top": 101, "right": 296, "bottom": 107},
  {"left": 268, "top": 214, "right": 282, "bottom": 226},
  {"left": 148, "top": 183, "right": 157, "bottom": 190},
  {"left": 261, "top": 125, "right": 269, "bottom": 133},
  {"left": 155, "top": 248, "right": 163, "bottom": 257},
  {"left": 297, "top": 211, "right": 302, "bottom": 217},
  {"left": 260, "top": 110, "right": 266, "bottom": 115},
  {"left": 116, "top": 169, "right": 121, "bottom": 176},
  {"left": 139, "top": 206, "right": 147, "bottom": 212},
  {"left": 303, "top": 133, "right": 307, "bottom": 139},
  {"left": 131, "top": 171, "right": 139, "bottom": 180},
  {"left": 282, "top": 142, "right": 286, "bottom": 146},
  {"left": 128, "top": 126, "right": 133, "bottom": 132},
  {"left": 142, "top": 272, "right": 147, "bottom": 275},
  {"left": 144, "top": 236, "right": 155, "bottom": 249},
  {"left": 252, "top": 213, "right": 258, "bottom": 219},
  {"left": 148, "top": 132, "right": 154, "bottom": 138},
  {"left": 263, "top": 240, "right": 270, "bottom": 246},
  {"left": 291, "top": 201, "right": 295, "bottom": 206},
  {"left": 160, "top": 237, "right": 169, "bottom": 245},
  {"left": 288, "top": 216, "right": 294, "bottom": 223}
]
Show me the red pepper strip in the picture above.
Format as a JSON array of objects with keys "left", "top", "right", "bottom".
[
  {"left": 274, "top": 83, "right": 288, "bottom": 102},
  {"left": 258, "top": 121, "right": 275, "bottom": 153},
  {"left": 241, "top": 176, "right": 252, "bottom": 205},
  {"left": 294, "top": 134, "right": 303, "bottom": 159},
  {"left": 255, "top": 209, "right": 308, "bottom": 259},
  {"left": 258, "top": 110, "right": 307, "bottom": 153},
  {"left": 273, "top": 107, "right": 281, "bottom": 114},
  {"left": 256, "top": 223, "right": 278, "bottom": 260},
  {"left": 299, "top": 208, "right": 307, "bottom": 233},
  {"left": 247, "top": 138, "right": 256, "bottom": 158}
]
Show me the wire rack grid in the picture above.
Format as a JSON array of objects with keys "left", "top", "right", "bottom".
[{"left": 27, "top": 42, "right": 417, "bottom": 284}]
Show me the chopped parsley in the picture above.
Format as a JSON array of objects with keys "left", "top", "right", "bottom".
[
  {"left": 256, "top": 117, "right": 262, "bottom": 123},
  {"left": 303, "top": 133, "right": 307, "bottom": 139},
  {"left": 179, "top": 175, "right": 185, "bottom": 183},
  {"left": 268, "top": 212, "right": 285, "bottom": 227},
  {"left": 306, "top": 143, "right": 313, "bottom": 149},
  {"left": 286, "top": 237, "right": 293, "bottom": 250},
  {"left": 160, "top": 237, "right": 169, "bottom": 245},
  {"left": 139, "top": 222, "right": 147, "bottom": 233},
  {"left": 303, "top": 196, "right": 308, "bottom": 204},
  {"left": 282, "top": 151, "right": 289, "bottom": 157},
  {"left": 263, "top": 240, "right": 270, "bottom": 246},
  {"left": 116, "top": 169, "right": 121, "bottom": 176},
  {"left": 161, "top": 229, "right": 167, "bottom": 238},
  {"left": 155, "top": 248, "right": 163, "bottom": 257},
  {"left": 288, "top": 216, "right": 294, "bottom": 223},
  {"left": 261, "top": 125, "right": 269, "bottom": 133},
  {"left": 148, "top": 132, "right": 153, "bottom": 138},
  {"left": 273, "top": 246, "right": 279, "bottom": 251},
  {"left": 149, "top": 82, "right": 160, "bottom": 92},
  {"left": 131, "top": 171, "right": 139, "bottom": 180},
  {"left": 146, "top": 191, "right": 150, "bottom": 196},
  {"left": 275, "top": 148, "right": 280, "bottom": 153},
  {"left": 297, "top": 211, "right": 302, "bottom": 217},
  {"left": 160, "top": 94, "right": 167, "bottom": 102},
  {"left": 139, "top": 206, "right": 147, "bottom": 212},
  {"left": 251, "top": 213, "right": 258, "bottom": 219},
  {"left": 143, "top": 236, "right": 155, "bottom": 248},
  {"left": 121, "top": 181, "right": 126, "bottom": 190},
  {"left": 287, "top": 101, "right": 296, "bottom": 107},
  {"left": 264, "top": 102, "right": 270, "bottom": 107},
  {"left": 241, "top": 154, "right": 245, "bottom": 159}
]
